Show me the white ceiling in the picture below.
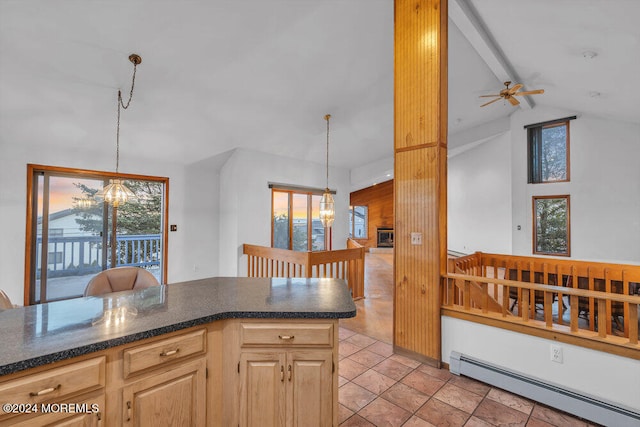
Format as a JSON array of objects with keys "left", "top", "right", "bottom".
[{"left": 1, "top": 0, "right": 638, "bottom": 171}]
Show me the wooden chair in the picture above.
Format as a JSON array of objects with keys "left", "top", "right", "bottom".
[
  {"left": 84, "top": 267, "right": 160, "bottom": 297},
  {"left": 0, "top": 289, "right": 14, "bottom": 309}
]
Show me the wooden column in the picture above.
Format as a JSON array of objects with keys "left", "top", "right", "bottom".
[{"left": 393, "top": 0, "right": 448, "bottom": 364}]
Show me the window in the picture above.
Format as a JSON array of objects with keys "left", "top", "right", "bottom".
[
  {"left": 527, "top": 116, "right": 575, "bottom": 183},
  {"left": 272, "top": 188, "right": 327, "bottom": 251},
  {"left": 349, "top": 206, "right": 368, "bottom": 239},
  {"left": 25, "top": 165, "right": 168, "bottom": 304},
  {"left": 533, "top": 195, "right": 570, "bottom": 256}
]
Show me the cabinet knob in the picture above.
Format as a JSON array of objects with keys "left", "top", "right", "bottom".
[
  {"left": 287, "top": 364, "right": 292, "bottom": 381},
  {"left": 280, "top": 365, "right": 284, "bottom": 382},
  {"left": 29, "top": 384, "right": 60, "bottom": 397}
]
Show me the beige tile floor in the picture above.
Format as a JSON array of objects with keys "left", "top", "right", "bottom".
[{"left": 337, "top": 253, "right": 600, "bottom": 427}]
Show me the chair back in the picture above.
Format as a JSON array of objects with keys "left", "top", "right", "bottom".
[
  {"left": 0, "top": 290, "right": 13, "bottom": 309},
  {"left": 84, "top": 267, "right": 160, "bottom": 297}
]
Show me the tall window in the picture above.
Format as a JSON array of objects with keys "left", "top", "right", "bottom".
[
  {"left": 349, "top": 206, "right": 368, "bottom": 239},
  {"left": 527, "top": 117, "right": 574, "bottom": 183},
  {"left": 533, "top": 195, "right": 570, "bottom": 256},
  {"left": 25, "top": 165, "right": 168, "bottom": 304},
  {"left": 272, "top": 188, "right": 325, "bottom": 251}
]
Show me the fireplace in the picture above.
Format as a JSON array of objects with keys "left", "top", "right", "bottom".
[{"left": 376, "top": 227, "right": 394, "bottom": 248}]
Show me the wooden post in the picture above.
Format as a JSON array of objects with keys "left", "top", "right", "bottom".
[{"left": 394, "top": 0, "right": 448, "bottom": 364}]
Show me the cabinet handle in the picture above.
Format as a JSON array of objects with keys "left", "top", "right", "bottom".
[
  {"left": 29, "top": 384, "right": 60, "bottom": 397},
  {"left": 160, "top": 349, "right": 179, "bottom": 357},
  {"left": 287, "top": 364, "right": 292, "bottom": 381},
  {"left": 280, "top": 365, "right": 284, "bottom": 382},
  {"left": 126, "top": 400, "right": 132, "bottom": 422},
  {"left": 278, "top": 335, "right": 295, "bottom": 340}
]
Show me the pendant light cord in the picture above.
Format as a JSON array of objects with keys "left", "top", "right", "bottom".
[
  {"left": 115, "top": 60, "right": 139, "bottom": 173},
  {"left": 325, "top": 114, "right": 331, "bottom": 190}
]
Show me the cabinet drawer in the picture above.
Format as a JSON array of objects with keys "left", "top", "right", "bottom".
[
  {"left": 123, "top": 329, "right": 206, "bottom": 378},
  {"left": 0, "top": 357, "right": 105, "bottom": 409},
  {"left": 240, "top": 323, "right": 333, "bottom": 347}
]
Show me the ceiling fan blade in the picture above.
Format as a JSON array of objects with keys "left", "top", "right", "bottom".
[
  {"left": 508, "top": 96, "right": 520, "bottom": 106},
  {"left": 480, "top": 97, "right": 502, "bottom": 107},
  {"left": 514, "top": 89, "right": 545, "bottom": 96},
  {"left": 479, "top": 94, "right": 501, "bottom": 98},
  {"left": 508, "top": 83, "right": 523, "bottom": 94}
]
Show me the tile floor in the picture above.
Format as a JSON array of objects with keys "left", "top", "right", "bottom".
[{"left": 337, "top": 326, "right": 600, "bottom": 427}]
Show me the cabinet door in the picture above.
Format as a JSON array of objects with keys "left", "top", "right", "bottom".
[
  {"left": 239, "top": 351, "right": 286, "bottom": 427},
  {"left": 287, "top": 350, "right": 333, "bottom": 427},
  {"left": 121, "top": 357, "right": 206, "bottom": 427}
]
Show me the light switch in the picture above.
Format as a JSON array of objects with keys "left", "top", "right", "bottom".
[{"left": 411, "top": 232, "right": 422, "bottom": 245}]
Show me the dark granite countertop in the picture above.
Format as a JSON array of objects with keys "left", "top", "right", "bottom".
[{"left": 0, "top": 277, "right": 356, "bottom": 376}]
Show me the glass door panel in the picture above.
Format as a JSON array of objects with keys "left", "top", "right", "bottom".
[
  {"left": 272, "top": 191, "right": 290, "bottom": 249},
  {"left": 292, "top": 194, "right": 308, "bottom": 251},
  {"left": 311, "top": 195, "right": 325, "bottom": 251},
  {"left": 31, "top": 172, "right": 165, "bottom": 304},
  {"left": 35, "top": 175, "right": 106, "bottom": 303}
]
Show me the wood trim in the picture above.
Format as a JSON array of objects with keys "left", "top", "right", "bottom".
[
  {"left": 532, "top": 195, "right": 571, "bottom": 257},
  {"left": 523, "top": 115, "right": 577, "bottom": 129},
  {"left": 23, "top": 164, "right": 170, "bottom": 304}
]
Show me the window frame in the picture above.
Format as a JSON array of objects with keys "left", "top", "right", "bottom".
[
  {"left": 24, "top": 164, "right": 169, "bottom": 306},
  {"left": 270, "top": 187, "right": 327, "bottom": 252},
  {"left": 532, "top": 194, "right": 571, "bottom": 257},
  {"left": 527, "top": 117, "right": 573, "bottom": 184},
  {"left": 349, "top": 205, "right": 368, "bottom": 240}
]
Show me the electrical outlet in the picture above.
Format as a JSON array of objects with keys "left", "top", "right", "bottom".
[
  {"left": 550, "top": 344, "right": 563, "bottom": 363},
  {"left": 411, "top": 232, "right": 422, "bottom": 245}
]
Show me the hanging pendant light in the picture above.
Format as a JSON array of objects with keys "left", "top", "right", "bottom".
[
  {"left": 95, "top": 53, "right": 141, "bottom": 208},
  {"left": 319, "top": 114, "right": 335, "bottom": 228}
]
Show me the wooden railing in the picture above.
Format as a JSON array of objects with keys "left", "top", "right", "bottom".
[
  {"left": 443, "top": 252, "right": 640, "bottom": 359},
  {"left": 243, "top": 240, "right": 365, "bottom": 299}
]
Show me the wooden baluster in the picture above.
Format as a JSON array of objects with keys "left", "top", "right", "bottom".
[
  {"left": 528, "top": 261, "right": 535, "bottom": 319},
  {"left": 481, "top": 281, "right": 488, "bottom": 314},
  {"left": 597, "top": 298, "right": 607, "bottom": 338},
  {"left": 463, "top": 280, "right": 471, "bottom": 311},
  {"left": 544, "top": 291, "right": 553, "bottom": 327},
  {"left": 556, "top": 264, "right": 564, "bottom": 326},
  {"left": 628, "top": 300, "right": 638, "bottom": 345},
  {"left": 521, "top": 287, "right": 530, "bottom": 322},
  {"left": 605, "top": 269, "right": 612, "bottom": 335},
  {"left": 623, "top": 271, "right": 630, "bottom": 338},
  {"left": 570, "top": 294, "right": 579, "bottom": 332},
  {"left": 588, "top": 267, "right": 595, "bottom": 331}
]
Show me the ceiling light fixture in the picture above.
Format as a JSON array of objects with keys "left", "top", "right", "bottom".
[
  {"left": 582, "top": 51, "right": 597, "bottom": 60},
  {"left": 319, "top": 114, "right": 335, "bottom": 230},
  {"left": 95, "top": 54, "right": 142, "bottom": 208}
]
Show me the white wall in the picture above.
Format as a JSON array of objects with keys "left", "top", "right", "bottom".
[
  {"left": 448, "top": 131, "right": 512, "bottom": 254},
  {"left": 218, "top": 148, "right": 351, "bottom": 276},
  {"left": 442, "top": 316, "right": 640, "bottom": 412},
  {"left": 511, "top": 107, "right": 640, "bottom": 264}
]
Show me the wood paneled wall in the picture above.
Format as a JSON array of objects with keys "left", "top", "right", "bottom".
[
  {"left": 350, "top": 180, "right": 394, "bottom": 250},
  {"left": 394, "top": 0, "right": 448, "bottom": 364}
]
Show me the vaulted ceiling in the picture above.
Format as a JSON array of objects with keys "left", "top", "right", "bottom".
[{"left": 1, "top": 1, "right": 638, "bottom": 172}]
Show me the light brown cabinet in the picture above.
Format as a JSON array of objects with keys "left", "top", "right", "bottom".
[
  {"left": 236, "top": 321, "right": 336, "bottom": 427},
  {"left": 120, "top": 357, "right": 207, "bottom": 426},
  {"left": 1, "top": 319, "right": 339, "bottom": 427}
]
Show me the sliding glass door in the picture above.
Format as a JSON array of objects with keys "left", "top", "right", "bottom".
[{"left": 27, "top": 166, "right": 167, "bottom": 304}]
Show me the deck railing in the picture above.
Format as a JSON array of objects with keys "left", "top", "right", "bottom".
[
  {"left": 37, "top": 234, "right": 161, "bottom": 278},
  {"left": 243, "top": 240, "right": 365, "bottom": 299},
  {"left": 443, "top": 252, "right": 640, "bottom": 358}
]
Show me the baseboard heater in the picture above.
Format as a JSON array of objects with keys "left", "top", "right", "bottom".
[{"left": 450, "top": 351, "right": 640, "bottom": 427}]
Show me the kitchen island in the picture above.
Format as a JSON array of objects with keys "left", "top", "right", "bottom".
[{"left": 0, "top": 277, "right": 356, "bottom": 426}]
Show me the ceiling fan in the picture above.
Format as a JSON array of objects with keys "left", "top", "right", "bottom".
[{"left": 479, "top": 81, "right": 544, "bottom": 107}]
